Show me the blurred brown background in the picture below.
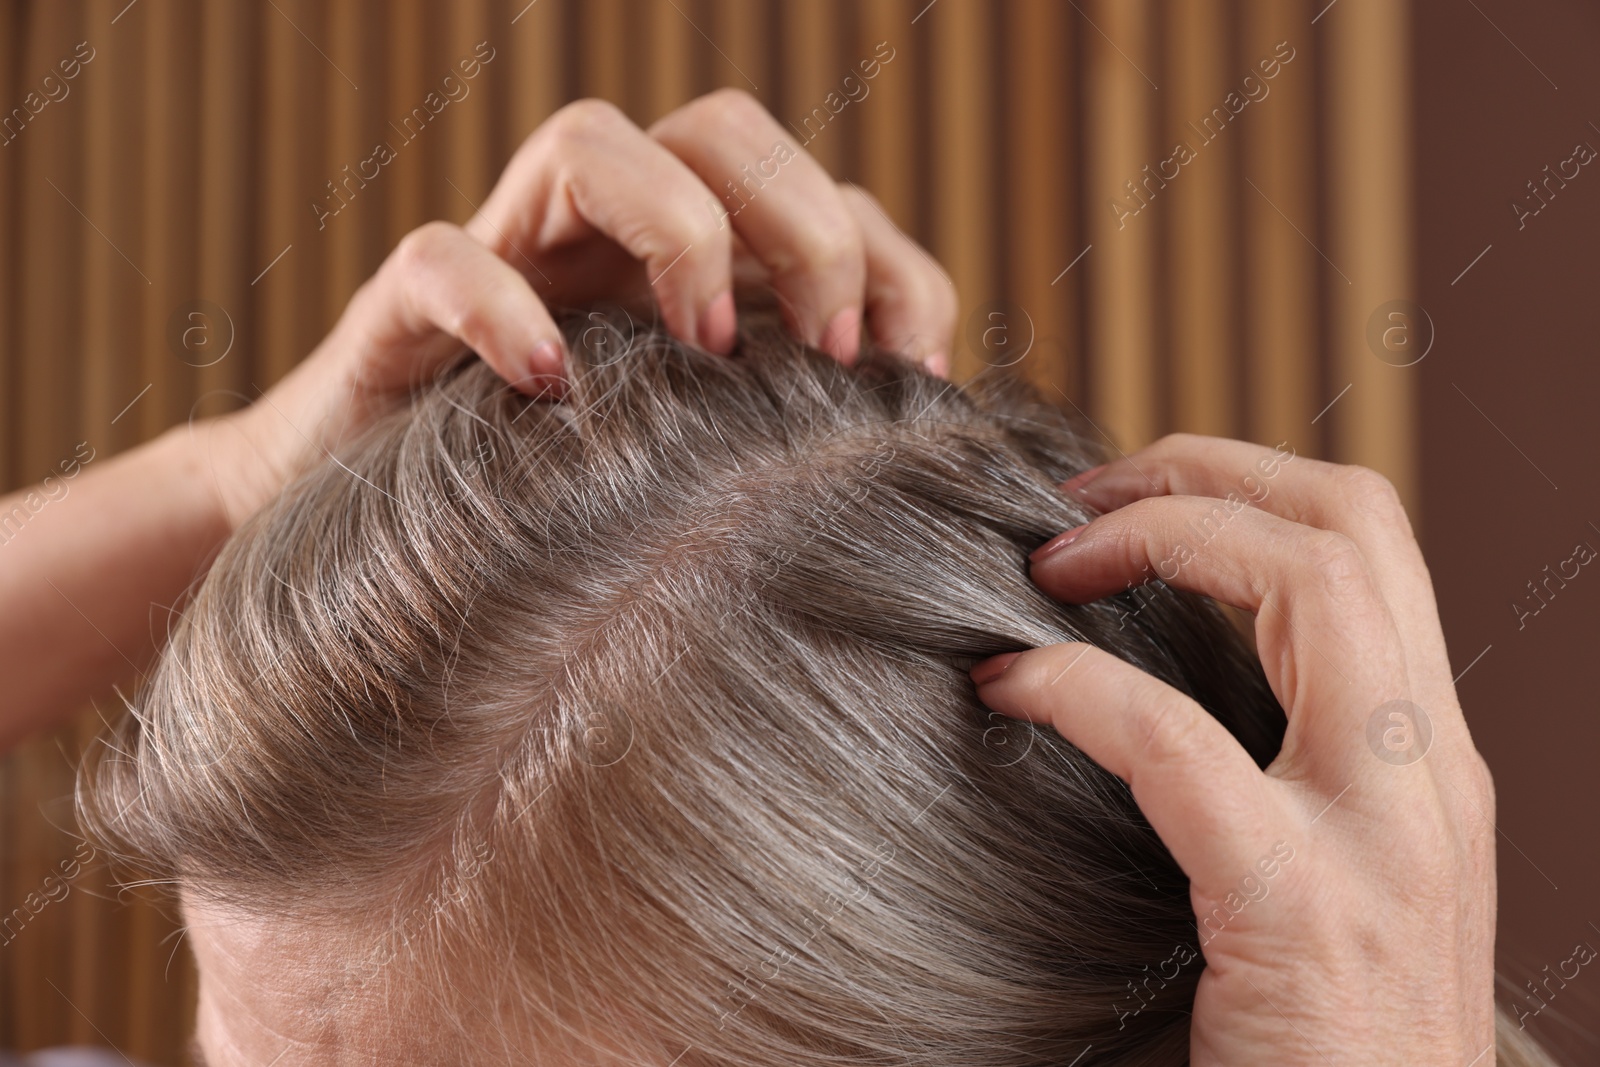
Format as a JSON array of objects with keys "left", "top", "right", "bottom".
[{"left": 0, "top": 0, "right": 1592, "bottom": 1063}]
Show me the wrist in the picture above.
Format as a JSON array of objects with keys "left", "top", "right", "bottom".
[
  {"left": 191, "top": 402, "right": 300, "bottom": 534},
  {"left": 198, "top": 343, "right": 363, "bottom": 531}
]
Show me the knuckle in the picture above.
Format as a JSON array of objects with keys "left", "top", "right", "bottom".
[
  {"left": 1135, "top": 698, "right": 1206, "bottom": 768},
  {"left": 900, "top": 257, "right": 957, "bottom": 329},
  {"left": 445, "top": 304, "right": 492, "bottom": 347},
  {"left": 1115, "top": 496, "right": 1171, "bottom": 538},
  {"left": 794, "top": 216, "right": 863, "bottom": 278},
  {"left": 841, "top": 185, "right": 954, "bottom": 302},
  {"left": 691, "top": 87, "right": 771, "bottom": 131},
  {"left": 923, "top": 260, "right": 958, "bottom": 317},
  {"left": 1155, "top": 431, "right": 1207, "bottom": 453},
  {"left": 639, "top": 213, "right": 729, "bottom": 279},
  {"left": 1138, "top": 434, "right": 1198, "bottom": 475},
  {"left": 1300, "top": 530, "right": 1372, "bottom": 601},
  {"left": 390, "top": 221, "right": 458, "bottom": 276},
  {"left": 839, "top": 182, "right": 882, "bottom": 212},
  {"left": 1468, "top": 774, "right": 1497, "bottom": 862},
  {"left": 1466, "top": 752, "right": 1497, "bottom": 815},
  {"left": 542, "top": 97, "right": 630, "bottom": 150},
  {"left": 1337, "top": 464, "right": 1405, "bottom": 518}
]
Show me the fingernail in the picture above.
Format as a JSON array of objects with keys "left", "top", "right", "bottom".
[
  {"left": 509, "top": 367, "right": 566, "bottom": 399},
  {"left": 1030, "top": 524, "right": 1089, "bottom": 563},
  {"left": 1061, "top": 464, "right": 1106, "bottom": 495},
  {"left": 529, "top": 340, "right": 564, "bottom": 376},
  {"left": 925, "top": 351, "right": 950, "bottom": 379},
  {"left": 699, "top": 289, "right": 736, "bottom": 355},
  {"left": 823, "top": 306, "right": 862, "bottom": 365},
  {"left": 527, "top": 372, "right": 568, "bottom": 400},
  {"left": 970, "top": 652, "right": 1022, "bottom": 686}
]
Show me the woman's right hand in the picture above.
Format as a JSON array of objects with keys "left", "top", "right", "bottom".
[
  {"left": 212, "top": 90, "right": 957, "bottom": 532},
  {"left": 0, "top": 89, "right": 959, "bottom": 748},
  {"left": 970, "top": 434, "right": 1498, "bottom": 1065}
]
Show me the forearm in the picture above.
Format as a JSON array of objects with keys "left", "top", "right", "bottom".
[{"left": 0, "top": 421, "right": 234, "bottom": 749}]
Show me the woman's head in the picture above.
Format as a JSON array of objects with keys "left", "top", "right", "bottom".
[{"left": 81, "top": 313, "right": 1286, "bottom": 1065}]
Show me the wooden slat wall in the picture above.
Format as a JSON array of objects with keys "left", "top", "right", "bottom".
[
  {"left": 1329, "top": 0, "right": 1417, "bottom": 507},
  {"left": 0, "top": 1, "right": 1414, "bottom": 1060},
  {"left": 1243, "top": 0, "right": 1318, "bottom": 447},
  {"left": 1085, "top": 0, "right": 1158, "bottom": 449}
]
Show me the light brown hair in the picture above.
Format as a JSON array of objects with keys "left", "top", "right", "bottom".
[{"left": 81, "top": 312, "right": 1558, "bottom": 1064}]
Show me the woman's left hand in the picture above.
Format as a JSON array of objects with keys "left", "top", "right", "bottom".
[{"left": 970, "top": 434, "right": 1497, "bottom": 1065}]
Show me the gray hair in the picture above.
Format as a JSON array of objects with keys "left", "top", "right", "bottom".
[{"left": 80, "top": 312, "right": 1556, "bottom": 1065}]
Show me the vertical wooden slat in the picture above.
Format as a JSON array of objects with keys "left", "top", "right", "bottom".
[
  {"left": 503, "top": 0, "right": 564, "bottom": 314},
  {"left": 506, "top": 0, "right": 565, "bottom": 141},
  {"left": 258, "top": 0, "right": 295, "bottom": 383},
  {"left": 644, "top": 0, "right": 694, "bottom": 125},
  {"left": 710, "top": 0, "right": 769, "bottom": 100},
  {"left": 1005, "top": 0, "right": 1074, "bottom": 397},
  {"left": 1084, "top": 0, "right": 1158, "bottom": 449},
  {"left": 930, "top": 0, "right": 994, "bottom": 379},
  {"left": 856, "top": 0, "right": 914, "bottom": 229},
  {"left": 579, "top": 0, "right": 630, "bottom": 106},
  {"left": 326, "top": 0, "right": 369, "bottom": 322},
  {"left": 781, "top": 0, "right": 842, "bottom": 175},
  {"left": 141, "top": 0, "right": 199, "bottom": 437},
  {"left": 446, "top": 0, "right": 494, "bottom": 219},
  {"left": 1166, "top": 0, "right": 1235, "bottom": 437},
  {"left": 416, "top": 5, "right": 452, "bottom": 240},
  {"left": 0, "top": 0, "right": 16, "bottom": 489},
  {"left": 387, "top": 0, "right": 427, "bottom": 248},
  {"left": 258, "top": 0, "right": 327, "bottom": 383},
  {"left": 196, "top": 0, "right": 253, "bottom": 420},
  {"left": 80, "top": 0, "right": 142, "bottom": 445},
  {"left": 1328, "top": 0, "right": 1416, "bottom": 512},
  {"left": 1242, "top": 0, "right": 1316, "bottom": 449},
  {"left": 19, "top": 1, "right": 84, "bottom": 474}
]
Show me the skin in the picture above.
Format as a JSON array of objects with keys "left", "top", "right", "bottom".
[
  {"left": 0, "top": 92, "right": 1491, "bottom": 1062},
  {"left": 971, "top": 434, "right": 1497, "bottom": 1066},
  {"left": 185, "top": 896, "right": 683, "bottom": 1065}
]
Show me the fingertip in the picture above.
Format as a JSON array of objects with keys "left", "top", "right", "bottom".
[
  {"left": 511, "top": 371, "right": 568, "bottom": 400},
  {"left": 505, "top": 339, "right": 566, "bottom": 397},
  {"left": 823, "top": 306, "right": 862, "bottom": 365},
  {"left": 1061, "top": 464, "right": 1107, "bottom": 496},
  {"left": 970, "top": 651, "right": 1023, "bottom": 687},
  {"left": 924, "top": 351, "right": 950, "bottom": 379},
  {"left": 530, "top": 338, "right": 566, "bottom": 374},
  {"left": 698, "top": 289, "right": 737, "bottom": 355},
  {"left": 534, "top": 336, "right": 565, "bottom": 364},
  {"left": 1029, "top": 524, "right": 1090, "bottom": 564},
  {"left": 506, "top": 370, "right": 567, "bottom": 400}
]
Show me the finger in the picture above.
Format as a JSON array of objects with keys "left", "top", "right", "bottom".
[
  {"left": 466, "top": 99, "right": 736, "bottom": 355},
  {"left": 839, "top": 183, "right": 957, "bottom": 376},
  {"left": 358, "top": 221, "right": 564, "bottom": 396},
  {"left": 1063, "top": 434, "right": 1449, "bottom": 691},
  {"left": 972, "top": 643, "right": 1294, "bottom": 895},
  {"left": 1029, "top": 496, "right": 1406, "bottom": 744},
  {"left": 650, "top": 89, "right": 866, "bottom": 364}
]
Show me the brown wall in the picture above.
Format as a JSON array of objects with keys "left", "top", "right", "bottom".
[
  {"left": 1, "top": 1, "right": 1417, "bottom": 1061},
  {"left": 1416, "top": 0, "right": 1600, "bottom": 1059}
]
